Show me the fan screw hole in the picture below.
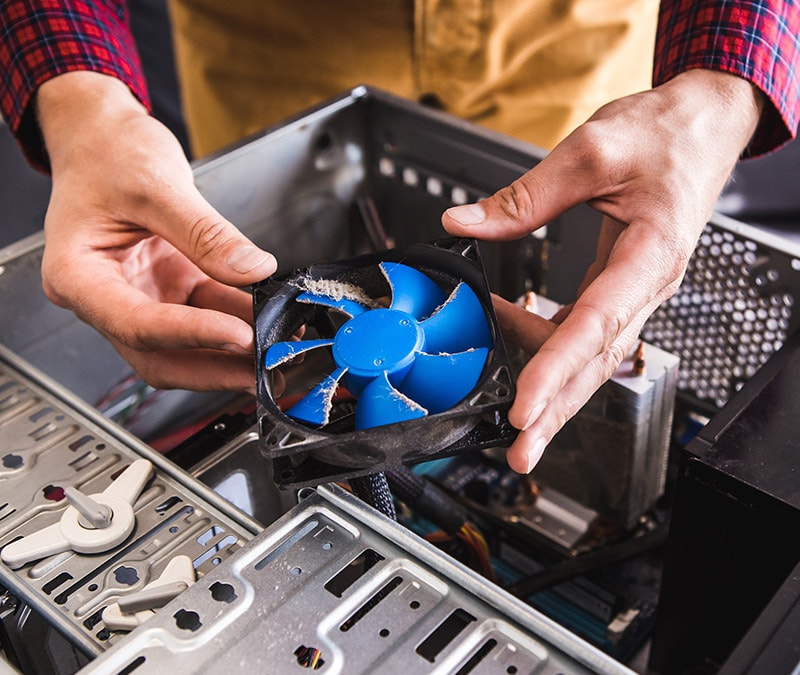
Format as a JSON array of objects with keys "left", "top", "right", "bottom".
[{"left": 497, "top": 387, "right": 509, "bottom": 397}]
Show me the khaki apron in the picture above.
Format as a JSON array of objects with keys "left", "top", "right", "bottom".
[{"left": 168, "top": 0, "right": 658, "bottom": 157}]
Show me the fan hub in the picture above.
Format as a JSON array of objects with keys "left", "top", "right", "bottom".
[{"left": 333, "top": 309, "right": 423, "bottom": 380}]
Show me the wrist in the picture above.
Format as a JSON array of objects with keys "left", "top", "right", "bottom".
[
  {"left": 36, "top": 71, "right": 148, "bottom": 170},
  {"left": 659, "top": 69, "right": 764, "bottom": 152}
]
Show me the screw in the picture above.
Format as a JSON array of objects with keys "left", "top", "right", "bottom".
[{"left": 0, "top": 592, "right": 18, "bottom": 613}]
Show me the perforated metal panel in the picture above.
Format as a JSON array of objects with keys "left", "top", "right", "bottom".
[{"left": 642, "top": 218, "right": 800, "bottom": 410}]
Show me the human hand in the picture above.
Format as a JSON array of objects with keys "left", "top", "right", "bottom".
[
  {"left": 37, "top": 72, "right": 277, "bottom": 391},
  {"left": 444, "top": 69, "right": 764, "bottom": 473}
]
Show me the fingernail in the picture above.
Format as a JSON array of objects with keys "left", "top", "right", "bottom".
[
  {"left": 524, "top": 437, "right": 547, "bottom": 473},
  {"left": 228, "top": 245, "right": 275, "bottom": 274},
  {"left": 523, "top": 401, "right": 547, "bottom": 430},
  {"left": 446, "top": 202, "right": 486, "bottom": 226}
]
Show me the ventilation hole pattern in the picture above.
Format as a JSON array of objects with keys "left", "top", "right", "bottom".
[{"left": 642, "top": 224, "right": 795, "bottom": 409}]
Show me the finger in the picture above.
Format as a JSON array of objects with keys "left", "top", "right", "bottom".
[
  {"left": 492, "top": 295, "right": 556, "bottom": 354},
  {"left": 506, "top": 223, "right": 683, "bottom": 432},
  {"left": 142, "top": 185, "right": 278, "bottom": 287},
  {"left": 506, "top": 302, "right": 650, "bottom": 473},
  {"left": 111, "top": 344, "right": 257, "bottom": 392},
  {"left": 63, "top": 268, "right": 256, "bottom": 354},
  {"left": 189, "top": 279, "right": 254, "bottom": 325},
  {"left": 441, "top": 131, "right": 605, "bottom": 240},
  {"left": 117, "top": 301, "right": 255, "bottom": 354}
]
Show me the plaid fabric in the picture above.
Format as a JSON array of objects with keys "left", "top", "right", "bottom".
[
  {"left": 655, "top": 0, "right": 800, "bottom": 157},
  {"left": 0, "top": 0, "right": 149, "bottom": 170},
  {"left": 1, "top": 1, "right": 797, "bottom": 168}
]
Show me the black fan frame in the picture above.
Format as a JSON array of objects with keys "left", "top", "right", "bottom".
[{"left": 252, "top": 237, "right": 517, "bottom": 488}]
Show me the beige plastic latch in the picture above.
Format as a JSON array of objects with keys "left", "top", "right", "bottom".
[
  {"left": 102, "top": 555, "right": 196, "bottom": 631},
  {"left": 0, "top": 459, "right": 153, "bottom": 569}
]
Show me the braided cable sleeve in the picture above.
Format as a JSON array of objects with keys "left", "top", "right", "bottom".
[
  {"left": 384, "top": 467, "right": 425, "bottom": 503},
  {"left": 349, "top": 472, "right": 397, "bottom": 520},
  {"left": 386, "top": 467, "right": 467, "bottom": 535}
]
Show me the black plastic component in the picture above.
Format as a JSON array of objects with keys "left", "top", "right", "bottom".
[
  {"left": 252, "top": 237, "right": 517, "bottom": 488},
  {"left": 166, "top": 410, "right": 257, "bottom": 471},
  {"left": 650, "top": 330, "right": 800, "bottom": 674}
]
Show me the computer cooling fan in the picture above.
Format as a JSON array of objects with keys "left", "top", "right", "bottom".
[{"left": 253, "top": 238, "right": 516, "bottom": 488}]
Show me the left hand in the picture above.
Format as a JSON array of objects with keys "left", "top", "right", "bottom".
[
  {"left": 37, "top": 72, "right": 278, "bottom": 392},
  {"left": 444, "top": 69, "right": 764, "bottom": 473}
]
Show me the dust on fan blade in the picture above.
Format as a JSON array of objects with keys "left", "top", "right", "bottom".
[{"left": 263, "top": 262, "right": 493, "bottom": 431}]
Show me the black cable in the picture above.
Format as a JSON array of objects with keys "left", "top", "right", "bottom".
[
  {"left": 506, "top": 521, "right": 670, "bottom": 597},
  {"left": 385, "top": 468, "right": 468, "bottom": 535},
  {"left": 349, "top": 472, "right": 397, "bottom": 520}
]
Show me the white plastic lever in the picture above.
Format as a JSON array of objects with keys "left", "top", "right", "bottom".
[
  {"left": 103, "top": 555, "right": 196, "bottom": 631},
  {"left": 103, "top": 459, "right": 153, "bottom": 505},
  {"left": 65, "top": 486, "right": 112, "bottom": 529},
  {"left": 0, "top": 459, "right": 154, "bottom": 570}
]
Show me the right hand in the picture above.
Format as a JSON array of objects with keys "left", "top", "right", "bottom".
[
  {"left": 37, "top": 72, "right": 277, "bottom": 391},
  {"left": 444, "top": 69, "right": 763, "bottom": 473}
]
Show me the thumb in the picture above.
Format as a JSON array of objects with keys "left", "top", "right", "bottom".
[
  {"left": 152, "top": 189, "right": 278, "bottom": 286},
  {"left": 441, "top": 137, "right": 598, "bottom": 241}
]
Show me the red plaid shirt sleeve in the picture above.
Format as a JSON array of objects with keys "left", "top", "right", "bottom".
[
  {"left": 655, "top": 0, "right": 800, "bottom": 157},
  {"left": 0, "top": 0, "right": 150, "bottom": 170}
]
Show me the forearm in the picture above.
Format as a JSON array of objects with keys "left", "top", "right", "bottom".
[
  {"left": 654, "top": 0, "right": 800, "bottom": 156},
  {"left": 0, "top": 0, "right": 149, "bottom": 171}
]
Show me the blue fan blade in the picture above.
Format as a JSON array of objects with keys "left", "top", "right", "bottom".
[
  {"left": 297, "top": 291, "right": 369, "bottom": 318},
  {"left": 264, "top": 339, "right": 334, "bottom": 369},
  {"left": 420, "top": 282, "right": 492, "bottom": 354},
  {"left": 398, "top": 348, "right": 489, "bottom": 413},
  {"left": 286, "top": 367, "right": 347, "bottom": 426},
  {"left": 382, "top": 262, "right": 447, "bottom": 320},
  {"left": 355, "top": 372, "right": 427, "bottom": 430}
]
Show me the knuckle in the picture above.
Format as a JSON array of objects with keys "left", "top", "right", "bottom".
[
  {"left": 186, "top": 214, "right": 233, "bottom": 261},
  {"left": 40, "top": 274, "right": 66, "bottom": 307},
  {"left": 494, "top": 179, "right": 536, "bottom": 221},
  {"left": 40, "top": 253, "right": 69, "bottom": 307},
  {"left": 108, "top": 305, "right": 157, "bottom": 352},
  {"left": 132, "top": 361, "right": 170, "bottom": 390},
  {"left": 575, "top": 301, "right": 627, "bottom": 346},
  {"left": 604, "top": 341, "right": 629, "bottom": 373},
  {"left": 570, "top": 122, "right": 618, "bottom": 175},
  {"left": 653, "top": 236, "right": 694, "bottom": 302}
]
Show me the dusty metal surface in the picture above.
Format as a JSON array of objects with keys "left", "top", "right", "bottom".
[{"left": 82, "top": 484, "right": 633, "bottom": 675}]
